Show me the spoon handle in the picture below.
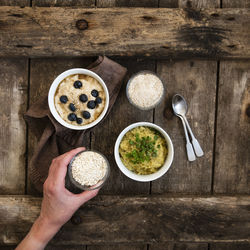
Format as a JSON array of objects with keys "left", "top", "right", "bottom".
[
  {"left": 183, "top": 116, "right": 204, "bottom": 157},
  {"left": 179, "top": 116, "right": 196, "bottom": 162}
]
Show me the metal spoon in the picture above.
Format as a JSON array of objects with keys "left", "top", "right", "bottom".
[
  {"left": 177, "top": 114, "right": 196, "bottom": 161},
  {"left": 172, "top": 94, "right": 204, "bottom": 157}
]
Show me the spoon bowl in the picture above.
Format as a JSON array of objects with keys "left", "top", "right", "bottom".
[{"left": 172, "top": 94, "right": 188, "bottom": 116}]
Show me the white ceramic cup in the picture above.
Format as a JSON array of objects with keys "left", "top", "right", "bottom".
[
  {"left": 114, "top": 122, "right": 174, "bottom": 182},
  {"left": 48, "top": 68, "right": 109, "bottom": 130}
]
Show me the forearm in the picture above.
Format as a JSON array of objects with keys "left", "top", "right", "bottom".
[{"left": 16, "top": 216, "right": 60, "bottom": 250}]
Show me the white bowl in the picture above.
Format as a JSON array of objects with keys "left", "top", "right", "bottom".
[
  {"left": 114, "top": 122, "right": 174, "bottom": 182},
  {"left": 48, "top": 68, "right": 109, "bottom": 130}
]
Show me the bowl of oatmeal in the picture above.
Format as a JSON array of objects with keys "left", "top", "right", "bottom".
[
  {"left": 48, "top": 68, "right": 109, "bottom": 130},
  {"left": 126, "top": 70, "right": 164, "bottom": 110},
  {"left": 114, "top": 122, "right": 174, "bottom": 182},
  {"left": 67, "top": 150, "right": 110, "bottom": 191}
]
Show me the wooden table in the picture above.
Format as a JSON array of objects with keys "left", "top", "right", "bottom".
[{"left": 0, "top": 0, "right": 250, "bottom": 249}]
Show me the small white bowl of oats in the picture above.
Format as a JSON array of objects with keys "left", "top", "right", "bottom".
[
  {"left": 48, "top": 68, "right": 109, "bottom": 130},
  {"left": 126, "top": 70, "right": 164, "bottom": 110}
]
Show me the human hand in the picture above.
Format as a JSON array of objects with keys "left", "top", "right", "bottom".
[
  {"left": 40, "top": 147, "right": 99, "bottom": 229},
  {"left": 16, "top": 147, "right": 99, "bottom": 250}
]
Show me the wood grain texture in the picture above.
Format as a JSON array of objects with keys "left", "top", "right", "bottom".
[
  {"left": 151, "top": 60, "right": 216, "bottom": 194},
  {"left": 0, "top": 246, "right": 87, "bottom": 250},
  {"left": 0, "top": 59, "right": 28, "bottom": 194},
  {"left": 96, "top": 0, "right": 158, "bottom": 7},
  {"left": 88, "top": 245, "right": 147, "bottom": 250},
  {"left": 4, "top": 243, "right": 250, "bottom": 250},
  {"left": 210, "top": 243, "right": 250, "bottom": 250},
  {"left": 178, "top": 0, "right": 220, "bottom": 8},
  {"left": 0, "top": 195, "right": 249, "bottom": 245},
  {"left": 213, "top": 61, "right": 250, "bottom": 194},
  {"left": 0, "top": 0, "right": 30, "bottom": 6},
  {"left": 159, "top": 0, "right": 179, "bottom": 7},
  {"left": 0, "top": 7, "right": 250, "bottom": 58},
  {"left": 33, "top": 0, "right": 95, "bottom": 7},
  {"left": 46, "top": 246, "right": 87, "bottom": 250},
  {"left": 159, "top": 0, "right": 220, "bottom": 7},
  {"left": 151, "top": 243, "right": 208, "bottom": 250},
  {"left": 28, "top": 58, "right": 94, "bottom": 195},
  {"left": 223, "top": 0, "right": 250, "bottom": 8},
  {"left": 91, "top": 58, "right": 154, "bottom": 195}
]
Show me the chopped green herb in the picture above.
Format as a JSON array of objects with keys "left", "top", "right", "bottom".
[
  {"left": 152, "top": 152, "right": 157, "bottom": 157},
  {"left": 124, "top": 130, "right": 164, "bottom": 164}
]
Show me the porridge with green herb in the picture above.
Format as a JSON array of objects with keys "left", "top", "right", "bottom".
[{"left": 119, "top": 126, "right": 168, "bottom": 175}]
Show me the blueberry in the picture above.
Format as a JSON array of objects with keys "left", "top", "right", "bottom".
[
  {"left": 95, "top": 96, "right": 102, "bottom": 104},
  {"left": 73, "top": 80, "right": 82, "bottom": 89},
  {"left": 76, "top": 117, "right": 83, "bottom": 124},
  {"left": 82, "top": 111, "right": 91, "bottom": 119},
  {"left": 69, "top": 103, "right": 76, "bottom": 112},
  {"left": 68, "top": 113, "right": 77, "bottom": 121},
  {"left": 60, "top": 95, "right": 68, "bottom": 103},
  {"left": 91, "top": 89, "right": 99, "bottom": 97},
  {"left": 79, "top": 94, "right": 88, "bottom": 103},
  {"left": 87, "top": 100, "right": 96, "bottom": 109}
]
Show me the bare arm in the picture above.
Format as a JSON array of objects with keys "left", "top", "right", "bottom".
[{"left": 16, "top": 147, "right": 98, "bottom": 250}]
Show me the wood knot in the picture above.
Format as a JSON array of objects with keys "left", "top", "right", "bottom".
[
  {"left": 71, "top": 215, "right": 82, "bottom": 225},
  {"left": 246, "top": 105, "right": 250, "bottom": 118},
  {"left": 211, "top": 13, "right": 219, "bottom": 18},
  {"left": 76, "top": 19, "right": 88, "bottom": 30}
]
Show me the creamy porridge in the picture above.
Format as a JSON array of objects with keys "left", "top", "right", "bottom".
[{"left": 54, "top": 74, "right": 106, "bottom": 125}]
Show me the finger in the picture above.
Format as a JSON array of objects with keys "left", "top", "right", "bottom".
[
  {"left": 74, "top": 189, "right": 99, "bottom": 204},
  {"left": 59, "top": 147, "right": 86, "bottom": 165},
  {"left": 53, "top": 147, "right": 85, "bottom": 183}
]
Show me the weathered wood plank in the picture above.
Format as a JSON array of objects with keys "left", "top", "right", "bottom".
[
  {"left": 159, "top": 0, "right": 220, "bottom": 8},
  {"left": 223, "top": 0, "right": 250, "bottom": 8},
  {"left": 0, "top": 7, "right": 250, "bottom": 59},
  {"left": 178, "top": 0, "right": 220, "bottom": 8},
  {"left": 33, "top": 0, "right": 95, "bottom": 7},
  {"left": 0, "top": 246, "right": 87, "bottom": 250},
  {"left": 159, "top": 0, "right": 179, "bottom": 7},
  {"left": 0, "top": 0, "right": 30, "bottom": 6},
  {"left": 0, "top": 195, "right": 249, "bottom": 245},
  {"left": 210, "top": 243, "right": 250, "bottom": 250},
  {"left": 0, "top": 59, "right": 28, "bottom": 194},
  {"left": 91, "top": 58, "right": 154, "bottom": 195},
  {"left": 213, "top": 61, "right": 250, "bottom": 194},
  {"left": 5, "top": 243, "right": 250, "bottom": 250},
  {"left": 0, "top": 0, "right": 29, "bottom": 196},
  {"left": 46, "top": 246, "right": 87, "bottom": 250},
  {"left": 88, "top": 245, "right": 147, "bottom": 250},
  {"left": 96, "top": 0, "right": 158, "bottom": 7},
  {"left": 151, "top": 243, "right": 208, "bottom": 250},
  {"left": 28, "top": 58, "right": 94, "bottom": 195},
  {"left": 152, "top": 60, "right": 216, "bottom": 194}
]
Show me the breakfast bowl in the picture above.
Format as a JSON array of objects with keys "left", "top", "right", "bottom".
[
  {"left": 48, "top": 68, "right": 109, "bottom": 130},
  {"left": 114, "top": 122, "right": 174, "bottom": 182}
]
